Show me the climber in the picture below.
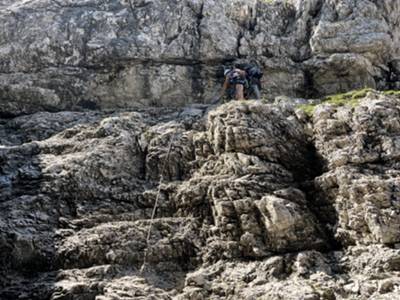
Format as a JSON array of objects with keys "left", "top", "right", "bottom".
[
  {"left": 212, "top": 62, "right": 263, "bottom": 104},
  {"left": 213, "top": 67, "right": 247, "bottom": 103}
]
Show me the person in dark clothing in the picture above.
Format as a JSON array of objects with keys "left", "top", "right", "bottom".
[{"left": 212, "top": 62, "right": 263, "bottom": 103}]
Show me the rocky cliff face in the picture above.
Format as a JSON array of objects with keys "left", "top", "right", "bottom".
[
  {"left": 2, "top": 0, "right": 400, "bottom": 299},
  {"left": 2, "top": 91, "right": 400, "bottom": 299},
  {"left": 1, "top": 0, "right": 400, "bottom": 115}
]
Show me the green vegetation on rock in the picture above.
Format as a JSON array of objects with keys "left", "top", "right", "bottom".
[
  {"left": 298, "top": 88, "right": 400, "bottom": 117},
  {"left": 383, "top": 90, "right": 400, "bottom": 98},
  {"left": 323, "top": 88, "right": 373, "bottom": 105},
  {"left": 298, "top": 103, "right": 316, "bottom": 117}
]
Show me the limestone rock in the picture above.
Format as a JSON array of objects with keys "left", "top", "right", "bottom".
[
  {"left": 314, "top": 93, "right": 400, "bottom": 246},
  {"left": 2, "top": 96, "right": 400, "bottom": 299},
  {"left": 1, "top": 0, "right": 400, "bottom": 114}
]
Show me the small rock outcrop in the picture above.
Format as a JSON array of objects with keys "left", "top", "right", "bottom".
[{"left": 314, "top": 93, "right": 400, "bottom": 246}]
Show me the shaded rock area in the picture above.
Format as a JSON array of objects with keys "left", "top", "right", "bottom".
[
  {"left": 2, "top": 92, "right": 400, "bottom": 299},
  {"left": 1, "top": 0, "right": 400, "bottom": 114}
]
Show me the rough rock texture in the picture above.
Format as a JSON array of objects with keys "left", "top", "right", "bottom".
[
  {"left": 2, "top": 1, "right": 400, "bottom": 299},
  {"left": 1, "top": 0, "right": 400, "bottom": 115},
  {"left": 313, "top": 92, "right": 400, "bottom": 246},
  {"left": 2, "top": 92, "right": 400, "bottom": 299}
]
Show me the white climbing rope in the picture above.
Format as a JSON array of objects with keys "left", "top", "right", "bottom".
[{"left": 140, "top": 123, "right": 180, "bottom": 274}]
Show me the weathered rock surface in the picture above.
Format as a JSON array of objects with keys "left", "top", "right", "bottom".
[
  {"left": 314, "top": 93, "right": 400, "bottom": 246},
  {"left": 2, "top": 92, "right": 400, "bottom": 299},
  {"left": 1, "top": 0, "right": 400, "bottom": 115}
]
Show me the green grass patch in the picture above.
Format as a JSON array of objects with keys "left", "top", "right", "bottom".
[
  {"left": 297, "top": 88, "right": 400, "bottom": 117},
  {"left": 383, "top": 90, "right": 400, "bottom": 98},
  {"left": 297, "top": 104, "right": 316, "bottom": 116},
  {"left": 322, "top": 88, "right": 373, "bottom": 106}
]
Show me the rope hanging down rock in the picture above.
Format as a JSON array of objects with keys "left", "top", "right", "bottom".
[{"left": 140, "top": 120, "right": 180, "bottom": 274}]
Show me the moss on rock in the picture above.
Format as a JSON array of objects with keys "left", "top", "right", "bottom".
[{"left": 297, "top": 88, "right": 400, "bottom": 117}]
